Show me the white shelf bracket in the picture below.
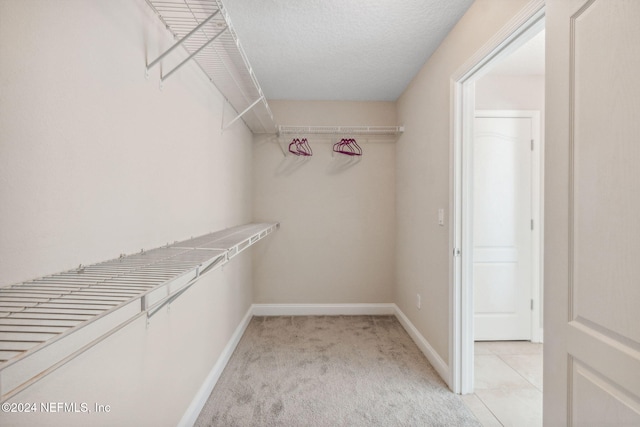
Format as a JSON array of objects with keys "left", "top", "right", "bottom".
[
  {"left": 223, "top": 96, "right": 264, "bottom": 131},
  {"left": 161, "top": 26, "right": 227, "bottom": 83},
  {"left": 146, "top": 10, "right": 220, "bottom": 72},
  {"left": 145, "top": 0, "right": 276, "bottom": 133}
]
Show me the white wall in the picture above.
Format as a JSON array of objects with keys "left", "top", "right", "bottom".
[
  {"left": 395, "top": 0, "right": 531, "bottom": 365},
  {"left": 252, "top": 101, "right": 396, "bottom": 304},
  {"left": 0, "top": 0, "right": 253, "bottom": 424},
  {"left": 0, "top": 0, "right": 253, "bottom": 287},
  {"left": 476, "top": 73, "right": 544, "bottom": 111}
]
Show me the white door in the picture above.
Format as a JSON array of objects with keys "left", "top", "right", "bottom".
[
  {"left": 545, "top": 0, "right": 640, "bottom": 425},
  {"left": 473, "top": 113, "right": 533, "bottom": 341}
]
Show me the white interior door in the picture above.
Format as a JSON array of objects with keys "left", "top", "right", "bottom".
[
  {"left": 473, "top": 113, "right": 533, "bottom": 341},
  {"left": 545, "top": 0, "right": 640, "bottom": 425}
]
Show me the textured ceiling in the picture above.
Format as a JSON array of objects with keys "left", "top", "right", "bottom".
[{"left": 223, "top": 0, "right": 474, "bottom": 101}]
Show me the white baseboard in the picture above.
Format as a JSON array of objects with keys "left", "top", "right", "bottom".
[
  {"left": 251, "top": 303, "right": 396, "bottom": 316},
  {"left": 178, "top": 306, "right": 253, "bottom": 427},
  {"left": 393, "top": 306, "right": 451, "bottom": 390}
]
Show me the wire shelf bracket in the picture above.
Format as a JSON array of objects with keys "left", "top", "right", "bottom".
[
  {"left": 144, "top": 0, "right": 276, "bottom": 134},
  {"left": 223, "top": 95, "right": 265, "bottom": 131},
  {"left": 146, "top": 10, "right": 221, "bottom": 77}
]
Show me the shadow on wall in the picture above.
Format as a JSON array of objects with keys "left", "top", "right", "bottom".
[
  {"left": 326, "top": 155, "right": 362, "bottom": 174},
  {"left": 276, "top": 155, "right": 312, "bottom": 175}
]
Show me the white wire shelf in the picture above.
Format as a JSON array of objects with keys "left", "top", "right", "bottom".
[
  {"left": 145, "top": 0, "right": 276, "bottom": 134},
  {"left": 277, "top": 125, "right": 405, "bottom": 136},
  {"left": 0, "top": 222, "right": 279, "bottom": 402}
]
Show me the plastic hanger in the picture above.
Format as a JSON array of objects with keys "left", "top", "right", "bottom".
[
  {"left": 333, "top": 138, "right": 362, "bottom": 156},
  {"left": 288, "top": 138, "right": 312, "bottom": 156},
  {"left": 300, "top": 138, "right": 312, "bottom": 156}
]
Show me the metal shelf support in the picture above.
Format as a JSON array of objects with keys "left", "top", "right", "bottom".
[
  {"left": 144, "top": 0, "right": 277, "bottom": 134},
  {"left": 161, "top": 26, "right": 227, "bottom": 82},
  {"left": 223, "top": 96, "right": 264, "bottom": 130},
  {"left": 146, "top": 10, "right": 220, "bottom": 72}
]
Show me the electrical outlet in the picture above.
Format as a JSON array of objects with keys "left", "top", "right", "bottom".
[
  {"left": 416, "top": 294, "right": 421, "bottom": 309},
  {"left": 438, "top": 208, "right": 445, "bottom": 226}
]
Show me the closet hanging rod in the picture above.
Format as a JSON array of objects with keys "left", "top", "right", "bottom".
[{"left": 277, "top": 125, "right": 404, "bottom": 136}]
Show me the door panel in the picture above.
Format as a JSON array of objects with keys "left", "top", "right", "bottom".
[
  {"left": 545, "top": 0, "right": 640, "bottom": 424},
  {"left": 571, "top": 0, "right": 640, "bottom": 344},
  {"left": 473, "top": 116, "right": 532, "bottom": 340},
  {"left": 573, "top": 360, "right": 640, "bottom": 427}
]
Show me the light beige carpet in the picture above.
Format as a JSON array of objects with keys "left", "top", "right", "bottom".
[{"left": 195, "top": 315, "right": 480, "bottom": 426}]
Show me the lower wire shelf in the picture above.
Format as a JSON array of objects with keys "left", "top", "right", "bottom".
[{"left": 0, "top": 222, "right": 279, "bottom": 401}]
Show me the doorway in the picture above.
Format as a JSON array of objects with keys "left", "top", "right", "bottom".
[
  {"left": 449, "top": 2, "right": 545, "bottom": 397},
  {"left": 473, "top": 110, "right": 540, "bottom": 342}
]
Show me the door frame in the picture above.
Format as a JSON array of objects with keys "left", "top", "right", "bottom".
[
  {"left": 449, "top": 0, "right": 545, "bottom": 394},
  {"left": 474, "top": 109, "right": 542, "bottom": 342}
]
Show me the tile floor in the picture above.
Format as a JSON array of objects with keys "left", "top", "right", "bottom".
[{"left": 461, "top": 341, "right": 543, "bottom": 427}]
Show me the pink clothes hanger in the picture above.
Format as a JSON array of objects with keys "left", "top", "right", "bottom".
[
  {"left": 300, "top": 138, "right": 312, "bottom": 156},
  {"left": 333, "top": 138, "right": 362, "bottom": 156},
  {"left": 288, "top": 138, "right": 312, "bottom": 156}
]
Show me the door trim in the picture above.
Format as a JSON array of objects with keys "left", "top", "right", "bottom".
[{"left": 449, "top": 0, "right": 545, "bottom": 394}]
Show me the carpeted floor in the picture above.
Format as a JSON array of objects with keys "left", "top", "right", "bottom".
[{"left": 195, "top": 315, "right": 480, "bottom": 427}]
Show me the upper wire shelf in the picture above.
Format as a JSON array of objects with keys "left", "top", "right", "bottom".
[
  {"left": 277, "top": 125, "right": 404, "bottom": 136},
  {"left": 145, "top": 0, "right": 276, "bottom": 134}
]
